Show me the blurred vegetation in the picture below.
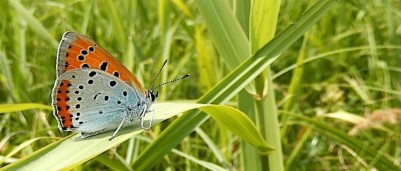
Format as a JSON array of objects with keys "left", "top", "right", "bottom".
[{"left": 0, "top": 0, "right": 401, "bottom": 170}]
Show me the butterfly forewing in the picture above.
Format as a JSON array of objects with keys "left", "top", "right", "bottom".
[
  {"left": 57, "top": 31, "right": 146, "bottom": 95},
  {"left": 51, "top": 69, "right": 145, "bottom": 134}
]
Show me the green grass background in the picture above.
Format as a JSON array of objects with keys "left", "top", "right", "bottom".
[{"left": 1, "top": 0, "right": 401, "bottom": 170}]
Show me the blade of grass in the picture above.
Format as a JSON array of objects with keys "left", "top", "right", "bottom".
[
  {"left": 0, "top": 103, "right": 52, "bottom": 113},
  {"left": 235, "top": 1, "right": 258, "bottom": 170},
  {"left": 133, "top": 0, "right": 338, "bottom": 170},
  {"left": 0, "top": 51, "right": 16, "bottom": 101},
  {"left": 94, "top": 152, "right": 133, "bottom": 171},
  {"left": 195, "top": 26, "right": 218, "bottom": 92},
  {"left": 238, "top": 90, "right": 260, "bottom": 171},
  {"left": 172, "top": 149, "right": 227, "bottom": 171},
  {"left": 195, "top": 128, "right": 232, "bottom": 168},
  {"left": 105, "top": 0, "right": 126, "bottom": 47},
  {"left": 1, "top": 102, "right": 270, "bottom": 171},
  {"left": 281, "top": 34, "right": 309, "bottom": 142},
  {"left": 235, "top": 0, "right": 250, "bottom": 36},
  {"left": 250, "top": 0, "right": 283, "bottom": 170},
  {"left": 0, "top": 137, "right": 56, "bottom": 165},
  {"left": 196, "top": 0, "right": 249, "bottom": 69},
  {"left": 7, "top": 0, "right": 58, "bottom": 48}
]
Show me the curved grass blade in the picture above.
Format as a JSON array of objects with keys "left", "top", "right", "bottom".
[{"left": 0, "top": 102, "right": 271, "bottom": 171}]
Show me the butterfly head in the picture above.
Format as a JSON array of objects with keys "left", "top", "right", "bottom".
[{"left": 147, "top": 89, "right": 158, "bottom": 102}]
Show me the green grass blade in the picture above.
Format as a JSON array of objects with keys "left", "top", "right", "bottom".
[
  {"left": 235, "top": 0, "right": 250, "bottom": 35},
  {"left": 95, "top": 153, "right": 133, "bottom": 171},
  {"left": 280, "top": 34, "right": 309, "bottom": 148},
  {"left": 0, "top": 137, "right": 55, "bottom": 165},
  {"left": 195, "top": 26, "right": 219, "bottom": 91},
  {"left": 1, "top": 102, "right": 269, "bottom": 171},
  {"left": 250, "top": 0, "right": 283, "bottom": 170},
  {"left": 134, "top": 0, "right": 338, "bottom": 170},
  {"left": 253, "top": 0, "right": 336, "bottom": 58},
  {"left": 196, "top": 0, "right": 249, "bottom": 69},
  {"left": 238, "top": 91, "right": 260, "bottom": 171},
  {"left": 195, "top": 128, "right": 231, "bottom": 167},
  {"left": 200, "top": 105, "right": 273, "bottom": 153},
  {"left": 171, "top": 149, "right": 227, "bottom": 171},
  {"left": 105, "top": 0, "right": 126, "bottom": 47},
  {"left": 250, "top": 0, "right": 280, "bottom": 52},
  {"left": 0, "top": 51, "right": 16, "bottom": 101},
  {"left": 0, "top": 103, "right": 52, "bottom": 113},
  {"left": 7, "top": 0, "right": 58, "bottom": 48},
  {"left": 259, "top": 72, "right": 282, "bottom": 170}
]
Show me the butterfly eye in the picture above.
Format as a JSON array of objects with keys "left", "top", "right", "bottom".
[
  {"left": 146, "top": 90, "right": 155, "bottom": 102},
  {"left": 137, "top": 102, "right": 141, "bottom": 107}
]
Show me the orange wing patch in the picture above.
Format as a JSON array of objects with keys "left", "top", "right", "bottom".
[
  {"left": 54, "top": 80, "right": 74, "bottom": 130},
  {"left": 56, "top": 31, "right": 146, "bottom": 95}
]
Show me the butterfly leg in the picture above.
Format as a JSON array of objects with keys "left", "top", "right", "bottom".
[
  {"left": 148, "top": 109, "right": 154, "bottom": 128},
  {"left": 140, "top": 109, "right": 154, "bottom": 131},
  {"left": 140, "top": 113, "right": 146, "bottom": 130},
  {"left": 140, "top": 104, "right": 148, "bottom": 129},
  {"left": 109, "top": 117, "right": 127, "bottom": 141}
]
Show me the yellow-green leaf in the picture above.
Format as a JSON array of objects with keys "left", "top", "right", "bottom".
[
  {"left": 1, "top": 102, "right": 271, "bottom": 171},
  {"left": 0, "top": 103, "right": 52, "bottom": 113}
]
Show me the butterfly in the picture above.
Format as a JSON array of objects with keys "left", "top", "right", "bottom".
[{"left": 51, "top": 31, "right": 188, "bottom": 140}]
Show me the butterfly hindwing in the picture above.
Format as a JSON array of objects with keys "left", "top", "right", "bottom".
[
  {"left": 56, "top": 31, "right": 146, "bottom": 95},
  {"left": 51, "top": 69, "right": 145, "bottom": 134}
]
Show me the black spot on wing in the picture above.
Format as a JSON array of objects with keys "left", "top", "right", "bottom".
[{"left": 100, "top": 62, "right": 108, "bottom": 71}]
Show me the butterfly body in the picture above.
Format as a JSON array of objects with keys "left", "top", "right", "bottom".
[{"left": 52, "top": 32, "right": 157, "bottom": 139}]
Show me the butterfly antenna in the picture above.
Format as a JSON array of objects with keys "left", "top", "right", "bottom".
[
  {"left": 151, "top": 59, "right": 168, "bottom": 90},
  {"left": 153, "top": 74, "right": 190, "bottom": 91}
]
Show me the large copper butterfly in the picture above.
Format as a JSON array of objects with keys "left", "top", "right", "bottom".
[{"left": 51, "top": 31, "right": 188, "bottom": 140}]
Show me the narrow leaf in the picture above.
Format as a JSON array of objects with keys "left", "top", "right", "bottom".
[
  {"left": 0, "top": 103, "right": 52, "bottom": 113},
  {"left": 1, "top": 102, "right": 270, "bottom": 171}
]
